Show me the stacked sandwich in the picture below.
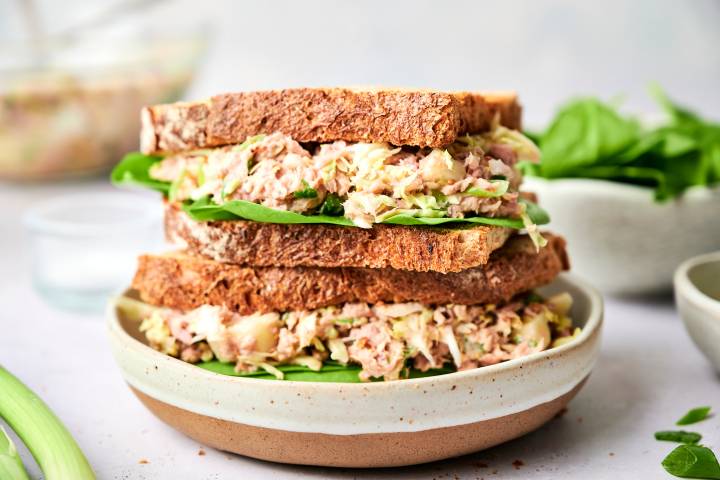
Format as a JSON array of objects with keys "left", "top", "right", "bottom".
[{"left": 113, "top": 87, "right": 579, "bottom": 382}]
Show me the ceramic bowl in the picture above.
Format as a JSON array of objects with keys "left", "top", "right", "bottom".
[
  {"left": 525, "top": 177, "right": 720, "bottom": 295},
  {"left": 107, "top": 273, "right": 603, "bottom": 468},
  {"left": 675, "top": 251, "right": 720, "bottom": 372}
]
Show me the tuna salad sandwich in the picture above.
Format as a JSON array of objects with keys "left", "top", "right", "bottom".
[{"left": 112, "top": 87, "right": 579, "bottom": 382}]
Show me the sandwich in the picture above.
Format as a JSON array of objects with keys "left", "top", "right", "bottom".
[{"left": 113, "top": 87, "right": 579, "bottom": 382}]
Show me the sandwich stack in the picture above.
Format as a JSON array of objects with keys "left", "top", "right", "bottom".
[{"left": 113, "top": 87, "right": 579, "bottom": 383}]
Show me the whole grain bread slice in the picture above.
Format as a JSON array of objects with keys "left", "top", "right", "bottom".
[
  {"left": 140, "top": 87, "right": 521, "bottom": 154},
  {"left": 165, "top": 203, "right": 514, "bottom": 273},
  {"left": 133, "top": 234, "right": 569, "bottom": 314}
]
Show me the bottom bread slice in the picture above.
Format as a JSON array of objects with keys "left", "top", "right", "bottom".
[{"left": 132, "top": 233, "right": 569, "bottom": 314}]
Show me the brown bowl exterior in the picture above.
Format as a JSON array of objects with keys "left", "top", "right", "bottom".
[{"left": 131, "top": 379, "right": 586, "bottom": 468}]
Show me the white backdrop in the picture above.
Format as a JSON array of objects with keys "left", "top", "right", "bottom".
[{"left": 2, "top": 0, "right": 720, "bottom": 127}]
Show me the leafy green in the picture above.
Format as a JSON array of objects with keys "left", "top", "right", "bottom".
[
  {"left": 662, "top": 445, "right": 720, "bottom": 479},
  {"left": 168, "top": 169, "right": 187, "bottom": 202},
  {"left": 677, "top": 407, "right": 712, "bottom": 426},
  {"left": 318, "top": 193, "right": 345, "bottom": 216},
  {"left": 183, "top": 196, "right": 356, "bottom": 225},
  {"left": 521, "top": 198, "right": 551, "bottom": 225},
  {"left": 655, "top": 431, "right": 702, "bottom": 445},
  {"left": 183, "top": 196, "right": 549, "bottom": 228},
  {"left": 293, "top": 180, "right": 318, "bottom": 199},
  {"left": 111, "top": 152, "right": 168, "bottom": 194},
  {"left": 537, "top": 98, "right": 640, "bottom": 177},
  {"left": 525, "top": 86, "right": 720, "bottom": 200},
  {"left": 196, "top": 360, "right": 453, "bottom": 382},
  {"left": 464, "top": 179, "right": 509, "bottom": 197}
]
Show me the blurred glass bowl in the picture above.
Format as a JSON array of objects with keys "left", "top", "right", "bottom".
[
  {"left": 0, "top": 28, "right": 205, "bottom": 181},
  {"left": 23, "top": 191, "right": 164, "bottom": 312}
]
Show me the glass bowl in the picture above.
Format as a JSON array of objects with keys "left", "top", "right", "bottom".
[
  {"left": 23, "top": 192, "right": 163, "bottom": 312},
  {"left": 0, "top": 6, "right": 207, "bottom": 181}
]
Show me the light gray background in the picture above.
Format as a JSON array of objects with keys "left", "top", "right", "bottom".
[{"left": 3, "top": 0, "right": 720, "bottom": 125}]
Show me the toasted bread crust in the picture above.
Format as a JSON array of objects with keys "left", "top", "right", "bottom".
[
  {"left": 133, "top": 234, "right": 569, "bottom": 314},
  {"left": 141, "top": 88, "right": 521, "bottom": 154},
  {"left": 164, "top": 203, "right": 513, "bottom": 273}
]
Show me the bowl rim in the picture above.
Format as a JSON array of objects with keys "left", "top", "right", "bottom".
[
  {"left": 674, "top": 251, "right": 720, "bottom": 316},
  {"left": 107, "top": 272, "right": 604, "bottom": 391}
]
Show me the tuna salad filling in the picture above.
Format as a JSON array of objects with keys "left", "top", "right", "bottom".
[
  {"left": 135, "top": 292, "right": 579, "bottom": 382},
  {"left": 148, "top": 122, "right": 541, "bottom": 230}
]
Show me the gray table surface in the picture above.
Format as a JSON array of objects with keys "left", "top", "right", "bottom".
[{"left": 1, "top": 181, "right": 719, "bottom": 480}]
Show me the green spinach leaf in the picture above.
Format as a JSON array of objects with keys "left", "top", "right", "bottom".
[
  {"left": 111, "top": 152, "right": 168, "bottom": 194},
  {"left": 196, "top": 360, "right": 453, "bottom": 382},
  {"left": 662, "top": 445, "right": 720, "bottom": 479},
  {"left": 318, "top": 193, "right": 345, "bottom": 216},
  {"left": 182, "top": 196, "right": 549, "bottom": 229},
  {"left": 183, "top": 196, "right": 356, "bottom": 225},
  {"left": 677, "top": 407, "right": 712, "bottom": 426},
  {"left": 655, "top": 431, "right": 702, "bottom": 445},
  {"left": 293, "top": 180, "right": 318, "bottom": 199},
  {"left": 537, "top": 98, "right": 640, "bottom": 177}
]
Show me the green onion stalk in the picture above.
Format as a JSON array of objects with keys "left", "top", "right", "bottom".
[
  {"left": 0, "top": 426, "right": 29, "bottom": 480},
  {"left": 0, "top": 366, "right": 95, "bottom": 479}
]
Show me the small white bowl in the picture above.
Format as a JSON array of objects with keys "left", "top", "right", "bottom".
[
  {"left": 675, "top": 251, "right": 720, "bottom": 372},
  {"left": 526, "top": 177, "right": 720, "bottom": 295},
  {"left": 23, "top": 192, "right": 163, "bottom": 312},
  {"left": 107, "top": 273, "right": 603, "bottom": 467}
]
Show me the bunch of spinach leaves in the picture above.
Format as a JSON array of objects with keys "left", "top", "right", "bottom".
[{"left": 524, "top": 86, "right": 720, "bottom": 200}]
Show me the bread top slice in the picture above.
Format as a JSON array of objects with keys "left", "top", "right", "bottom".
[
  {"left": 133, "top": 233, "right": 569, "bottom": 314},
  {"left": 140, "top": 87, "right": 521, "bottom": 154},
  {"left": 165, "top": 202, "right": 514, "bottom": 273}
]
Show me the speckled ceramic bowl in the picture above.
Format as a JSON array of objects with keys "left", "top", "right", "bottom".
[
  {"left": 107, "top": 273, "right": 603, "bottom": 467},
  {"left": 526, "top": 178, "right": 720, "bottom": 295},
  {"left": 675, "top": 251, "right": 720, "bottom": 372}
]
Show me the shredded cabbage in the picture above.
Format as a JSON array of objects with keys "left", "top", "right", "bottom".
[
  {"left": 457, "top": 118, "right": 541, "bottom": 164},
  {"left": 441, "top": 325, "right": 462, "bottom": 368},
  {"left": 259, "top": 362, "right": 284, "bottom": 380},
  {"left": 463, "top": 179, "right": 510, "bottom": 198},
  {"left": 328, "top": 338, "right": 349, "bottom": 364},
  {"left": 392, "top": 311, "right": 435, "bottom": 367},
  {"left": 291, "top": 356, "right": 323, "bottom": 371},
  {"left": 520, "top": 202, "right": 548, "bottom": 250}
]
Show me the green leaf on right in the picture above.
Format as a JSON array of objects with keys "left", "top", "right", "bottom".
[
  {"left": 525, "top": 86, "right": 720, "bottom": 201},
  {"left": 677, "top": 406, "right": 712, "bottom": 426},
  {"left": 537, "top": 97, "right": 640, "bottom": 178},
  {"left": 655, "top": 430, "right": 702, "bottom": 445},
  {"left": 662, "top": 445, "right": 720, "bottom": 479}
]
